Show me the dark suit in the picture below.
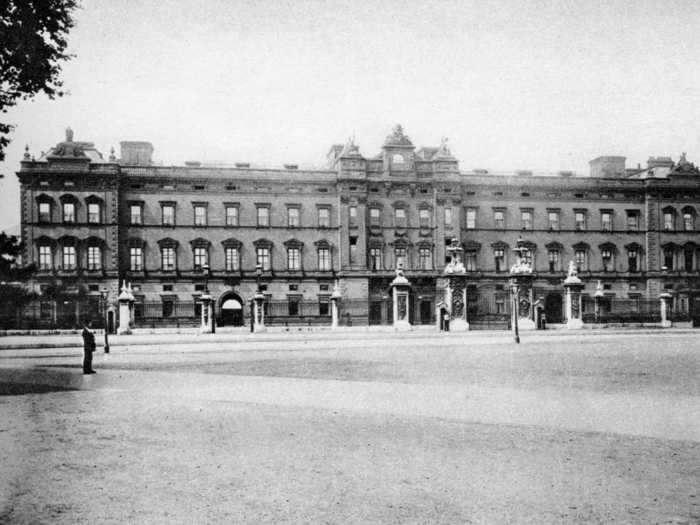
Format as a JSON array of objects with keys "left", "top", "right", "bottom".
[{"left": 82, "top": 326, "right": 96, "bottom": 373}]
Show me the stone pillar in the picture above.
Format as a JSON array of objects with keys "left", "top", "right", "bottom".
[
  {"left": 117, "top": 282, "right": 132, "bottom": 335},
  {"left": 330, "top": 282, "right": 341, "bottom": 329},
  {"left": 563, "top": 261, "right": 585, "bottom": 329},
  {"left": 390, "top": 266, "right": 411, "bottom": 331},
  {"left": 200, "top": 293, "right": 212, "bottom": 333},
  {"left": 447, "top": 275, "right": 469, "bottom": 331},
  {"left": 515, "top": 284, "right": 536, "bottom": 330},
  {"left": 253, "top": 291, "right": 266, "bottom": 333},
  {"left": 659, "top": 292, "right": 672, "bottom": 328}
]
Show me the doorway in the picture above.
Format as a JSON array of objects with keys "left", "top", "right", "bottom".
[
  {"left": 419, "top": 300, "right": 432, "bottom": 324},
  {"left": 544, "top": 293, "right": 563, "bottom": 323},
  {"left": 220, "top": 295, "right": 244, "bottom": 326}
]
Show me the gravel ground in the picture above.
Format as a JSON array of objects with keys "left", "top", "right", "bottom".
[{"left": 1, "top": 332, "right": 699, "bottom": 524}]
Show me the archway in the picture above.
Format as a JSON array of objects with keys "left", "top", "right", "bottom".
[{"left": 219, "top": 293, "right": 244, "bottom": 326}]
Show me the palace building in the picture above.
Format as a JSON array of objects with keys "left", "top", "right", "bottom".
[{"left": 15, "top": 125, "right": 700, "bottom": 329}]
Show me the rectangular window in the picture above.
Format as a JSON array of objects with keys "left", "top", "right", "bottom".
[
  {"left": 288, "top": 297, "right": 300, "bottom": 316},
  {"left": 225, "top": 247, "right": 239, "bottom": 271},
  {"left": 225, "top": 206, "right": 239, "bottom": 227},
  {"left": 494, "top": 210, "right": 505, "bottom": 229},
  {"left": 162, "top": 300, "right": 174, "bottom": 318},
  {"left": 194, "top": 205, "right": 207, "bottom": 226},
  {"left": 684, "top": 249, "right": 694, "bottom": 271},
  {"left": 395, "top": 247, "right": 407, "bottom": 269},
  {"left": 162, "top": 204, "right": 175, "bottom": 226},
  {"left": 257, "top": 206, "right": 269, "bottom": 227},
  {"left": 394, "top": 208, "right": 406, "bottom": 227},
  {"left": 319, "top": 298, "right": 330, "bottom": 316},
  {"left": 193, "top": 247, "right": 208, "bottom": 269},
  {"left": 87, "top": 246, "right": 101, "bottom": 271},
  {"left": 39, "top": 202, "right": 51, "bottom": 223},
  {"left": 287, "top": 247, "right": 301, "bottom": 271},
  {"left": 62, "top": 246, "right": 76, "bottom": 270},
  {"left": 444, "top": 208, "right": 453, "bottom": 227},
  {"left": 369, "top": 247, "right": 382, "bottom": 270},
  {"left": 548, "top": 211, "right": 560, "bottom": 231},
  {"left": 521, "top": 210, "right": 533, "bottom": 230},
  {"left": 548, "top": 250, "right": 560, "bottom": 272},
  {"left": 129, "top": 247, "right": 142, "bottom": 271},
  {"left": 130, "top": 205, "right": 142, "bottom": 225},
  {"left": 465, "top": 208, "right": 476, "bottom": 229},
  {"left": 664, "top": 212, "right": 674, "bottom": 231},
  {"left": 495, "top": 296, "right": 506, "bottom": 314},
  {"left": 683, "top": 213, "right": 694, "bottom": 231},
  {"left": 369, "top": 208, "right": 381, "bottom": 227},
  {"left": 39, "top": 245, "right": 52, "bottom": 270},
  {"left": 318, "top": 248, "right": 331, "bottom": 271},
  {"left": 287, "top": 207, "right": 300, "bottom": 228},
  {"left": 88, "top": 203, "right": 101, "bottom": 224},
  {"left": 349, "top": 206, "right": 358, "bottom": 227},
  {"left": 494, "top": 248, "right": 504, "bottom": 272},
  {"left": 349, "top": 236, "right": 358, "bottom": 265},
  {"left": 574, "top": 250, "right": 586, "bottom": 271},
  {"left": 601, "top": 249, "right": 613, "bottom": 272},
  {"left": 63, "top": 202, "right": 76, "bottom": 223},
  {"left": 663, "top": 248, "right": 674, "bottom": 270},
  {"left": 628, "top": 250, "right": 638, "bottom": 272},
  {"left": 626, "top": 211, "right": 639, "bottom": 231},
  {"left": 419, "top": 248, "right": 432, "bottom": 270},
  {"left": 318, "top": 207, "right": 330, "bottom": 228},
  {"left": 465, "top": 251, "right": 477, "bottom": 271},
  {"left": 256, "top": 247, "right": 270, "bottom": 271},
  {"left": 419, "top": 208, "right": 430, "bottom": 228},
  {"left": 161, "top": 247, "right": 176, "bottom": 271},
  {"left": 575, "top": 211, "right": 587, "bottom": 231},
  {"left": 601, "top": 211, "right": 613, "bottom": 232}
]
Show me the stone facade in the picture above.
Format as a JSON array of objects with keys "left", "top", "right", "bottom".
[{"left": 16, "top": 126, "right": 700, "bottom": 327}]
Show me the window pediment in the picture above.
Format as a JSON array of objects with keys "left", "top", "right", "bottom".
[
  {"left": 158, "top": 237, "right": 179, "bottom": 249},
  {"left": 189, "top": 238, "right": 211, "bottom": 249},
  {"left": 35, "top": 235, "right": 56, "bottom": 247},
  {"left": 127, "top": 237, "right": 146, "bottom": 248},
  {"left": 462, "top": 240, "right": 482, "bottom": 251},
  {"left": 85, "top": 194, "right": 104, "bottom": 204},
  {"left": 221, "top": 238, "right": 242, "bottom": 249},
  {"left": 545, "top": 241, "right": 563, "bottom": 251},
  {"left": 85, "top": 236, "right": 107, "bottom": 247},
  {"left": 283, "top": 238, "right": 304, "bottom": 249},
  {"left": 253, "top": 238, "right": 273, "bottom": 249},
  {"left": 572, "top": 242, "right": 590, "bottom": 251},
  {"left": 598, "top": 242, "right": 618, "bottom": 253}
]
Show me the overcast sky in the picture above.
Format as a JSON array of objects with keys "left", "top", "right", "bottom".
[{"left": 2, "top": 0, "right": 700, "bottom": 231}]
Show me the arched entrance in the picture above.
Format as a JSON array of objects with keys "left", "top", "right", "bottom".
[
  {"left": 544, "top": 293, "right": 563, "bottom": 323},
  {"left": 219, "top": 293, "right": 244, "bottom": 326}
]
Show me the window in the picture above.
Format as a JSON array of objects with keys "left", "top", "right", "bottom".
[
  {"left": 63, "top": 202, "right": 76, "bottom": 223},
  {"left": 163, "top": 284, "right": 173, "bottom": 292},
  {"left": 628, "top": 249, "right": 639, "bottom": 272},
  {"left": 39, "top": 245, "right": 52, "bottom": 270},
  {"left": 318, "top": 207, "right": 330, "bottom": 228},
  {"left": 574, "top": 250, "right": 586, "bottom": 271},
  {"left": 319, "top": 298, "right": 330, "bottom": 316},
  {"left": 445, "top": 207, "right": 454, "bottom": 227},
  {"left": 369, "top": 247, "right": 382, "bottom": 270},
  {"left": 548, "top": 211, "right": 560, "bottom": 231},
  {"left": 225, "top": 247, "right": 239, "bottom": 272},
  {"left": 601, "top": 211, "right": 612, "bottom": 232},
  {"left": 419, "top": 208, "right": 430, "bottom": 228},
  {"left": 494, "top": 248, "right": 505, "bottom": 272},
  {"left": 575, "top": 211, "right": 587, "bottom": 231},
  {"left": 548, "top": 250, "right": 560, "bottom": 272},
  {"left": 419, "top": 248, "right": 432, "bottom": 270},
  {"left": 664, "top": 211, "right": 674, "bottom": 231},
  {"left": 465, "top": 208, "right": 476, "bottom": 229},
  {"left": 130, "top": 204, "right": 142, "bottom": 225},
  {"left": 38, "top": 202, "right": 51, "bottom": 223},
  {"left": 394, "top": 208, "right": 406, "bottom": 227},
  {"left": 256, "top": 247, "right": 270, "bottom": 271},
  {"left": 495, "top": 296, "right": 506, "bottom": 314},
  {"left": 684, "top": 248, "right": 694, "bottom": 271},
  {"left": 601, "top": 249, "right": 613, "bottom": 272},
  {"left": 494, "top": 210, "right": 505, "bottom": 229},
  {"left": 193, "top": 247, "right": 208, "bottom": 270},
  {"left": 465, "top": 251, "right": 477, "bottom": 271},
  {"left": 370, "top": 207, "right": 381, "bottom": 227},
  {"left": 257, "top": 206, "right": 269, "bottom": 227},
  {"left": 349, "top": 236, "right": 358, "bottom": 265},
  {"left": 521, "top": 248, "right": 533, "bottom": 266},
  {"left": 162, "top": 204, "right": 175, "bottom": 226},
  {"left": 162, "top": 300, "right": 174, "bottom": 318},
  {"left": 88, "top": 203, "right": 101, "bottom": 224},
  {"left": 161, "top": 247, "right": 176, "bottom": 271},
  {"left": 288, "top": 296, "right": 300, "bottom": 316},
  {"left": 287, "top": 207, "right": 300, "bottom": 228},
  {"left": 626, "top": 211, "right": 639, "bottom": 231},
  {"left": 349, "top": 206, "right": 358, "bottom": 227},
  {"left": 87, "top": 246, "right": 102, "bottom": 271},
  {"left": 663, "top": 248, "right": 674, "bottom": 270},
  {"left": 129, "top": 247, "right": 143, "bottom": 271},
  {"left": 62, "top": 246, "right": 76, "bottom": 270},
  {"left": 194, "top": 205, "right": 207, "bottom": 226},
  {"left": 395, "top": 247, "right": 407, "bottom": 269},
  {"left": 520, "top": 210, "right": 532, "bottom": 230},
  {"left": 318, "top": 247, "right": 331, "bottom": 271},
  {"left": 287, "top": 247, "right": 301, "bottom": 271},
  {"left": 225, "top": 205, "right": 239, "bottom": 226},
  {"left": 683, "top": 212, "right": 694, "bottom": 231}
]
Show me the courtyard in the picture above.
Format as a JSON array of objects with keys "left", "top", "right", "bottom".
[{"left": 0, "top": 330, "right": 699, "bottom": 524}]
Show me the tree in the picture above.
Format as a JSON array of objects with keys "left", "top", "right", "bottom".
[
  {"left": 0, "top": 231, "right": 35, "bottom": 281},
  {"left": 0, "top": 1, "right": 79, "bottom": 161}
]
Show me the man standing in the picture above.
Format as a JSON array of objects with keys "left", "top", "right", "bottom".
[{"left": 81, "top": 321, "right": 96, "bottom": 374}]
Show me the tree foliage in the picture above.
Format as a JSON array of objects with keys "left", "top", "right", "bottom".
[
  {"left": 0, "top": 231, "right": 35, "bottom": 281},
  {"left": 0, "top": 0, "right": 79, "bottom": 161}
]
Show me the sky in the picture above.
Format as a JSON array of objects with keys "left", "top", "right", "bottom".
[{"left": 2, "top": 0, "right": 700, "bottom": 231}]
